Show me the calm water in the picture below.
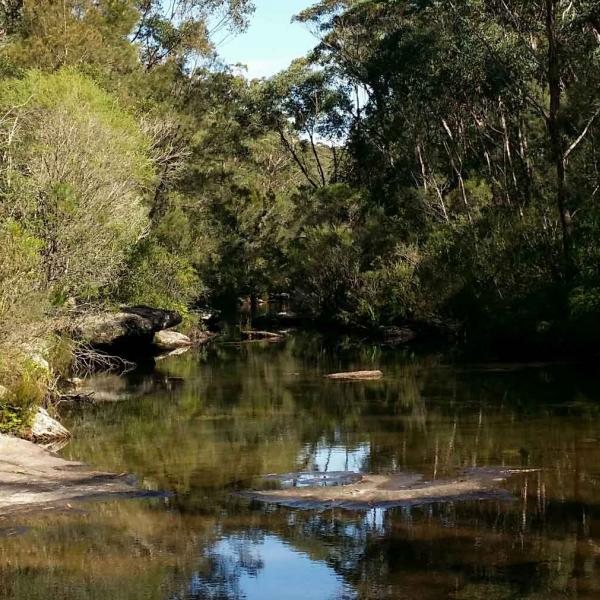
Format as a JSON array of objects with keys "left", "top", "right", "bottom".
[{"left": 2, "top": 332, "right": 600, "bottom": 599}]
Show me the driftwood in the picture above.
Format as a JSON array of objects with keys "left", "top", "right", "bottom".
[
  {"left": 325, "top": 370, "right": 383, "bottom": 381},
  {"left": 240, "top": 330, "right": 284, "bottom": 341}
]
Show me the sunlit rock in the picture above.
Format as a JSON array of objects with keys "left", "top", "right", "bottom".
[
  {"left": 154, "top": 330, "right": 193, "bottom": 351},
  {"left": 0, "top": 435, "right": 143, "bottom": 516},
  {"left": 248, "top": 467, "right": 538, "bottom": 510},
  {"left": 71, "top": 305, "right": 182, "bottom": 347},
  {"left": 31, "top": 408, "right": 71, "bottom": 442}
]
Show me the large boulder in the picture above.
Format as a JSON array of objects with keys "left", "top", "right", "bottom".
[
  {"left": 153, "top": 330, "right": 193, "bottom": 351},
  {"left": 30, "top": 407, "right": 70, "bottom": 442},
  {"left": 72, "top": 305, "right": 182, "bottom": 348}
]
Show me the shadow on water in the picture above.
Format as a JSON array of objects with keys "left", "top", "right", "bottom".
[{"left": 2, "top": 331, "right": 600, "bottom": 599}]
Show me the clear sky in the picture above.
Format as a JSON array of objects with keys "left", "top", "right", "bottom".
[{"left": 214, "top": 0, "right": 317, "bottom": 79}]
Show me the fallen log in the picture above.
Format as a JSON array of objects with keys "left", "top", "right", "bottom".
[
  {"left": 240, "top": 330, "right": 284, "bottom": 341},
  {"left": 325, "top": 370, "right": 383, "bottom": 380}
]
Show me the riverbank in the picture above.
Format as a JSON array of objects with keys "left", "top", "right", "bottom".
[
  {"left": 0, "top": 435, "right": 141, "bottom": 516},
  {"left": 0, "top": 305, "right": 214, "bottom": 439}
]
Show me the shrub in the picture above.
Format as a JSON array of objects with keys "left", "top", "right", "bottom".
[
  {"left": 0, "top": 353, "right": 50, "bottom": 434},
  {"left": 0, "top": 68, "right": 154, "bottom": 303},
  {"left": 0, "top": 220, "right": 45, "bottom": 335},
  {"left": 117, "top": 239, "right": 202, "bottom": 313}
]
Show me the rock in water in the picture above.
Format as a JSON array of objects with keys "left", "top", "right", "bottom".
[
  {"left": 248, "top": 467, "right": 538, "bottom": 510},
  {"left": 325, "top": 371, "right": 383, "bottom": 380},
  {"left": 154, "top": 330, "right": 193, "bottom": 351},
  {"left": 31, "top": 408, "right": 71, "bottom": 442},
  {"left": 72, "top": 305, "right": 182, "bottom": 347}
]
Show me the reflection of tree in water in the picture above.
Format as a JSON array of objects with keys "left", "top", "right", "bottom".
[
  {"left": 203, "top": 497, "right": 592, "bottom": 600},
  {"left": 185, "top": 531, "right": 357, "bottom": 600},
  {"left": 56, "top": 333, "right": 600, "bottom": 599},
  {"left": 186, "top": 535, "right": 265, "bottom": 600}
]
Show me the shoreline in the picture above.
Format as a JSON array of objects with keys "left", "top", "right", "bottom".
[{"left": 0, "top": 435, "right": 143, "bottom": 517}]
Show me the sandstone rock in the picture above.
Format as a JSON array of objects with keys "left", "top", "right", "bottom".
[
  {"left": 31, "top": 408, "right": 71, "bottom": 442},
  {"left": 0, "top": 435, "right": 140, "bottom": 516},
  {"left": 248, "top": 467, "right": 539, "bottom": 510},
  {"left": 153, "top": 330, "right": 193, "bottom": 351},
  {"left": 72, "top": 305, "right": 182, "bottom": 347}
]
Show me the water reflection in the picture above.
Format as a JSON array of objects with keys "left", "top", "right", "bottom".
[
  {"left": 188, "top": 534, "right": 355, "bottom": 600},
  {"left": 299, "top": 439, "right": 370, "bottom": 473},
  {"left": 1, "top": 333, "right": 600, "bottom": 599}
]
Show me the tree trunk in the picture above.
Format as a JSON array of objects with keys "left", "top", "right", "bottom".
[{"left": 546, "top": 0, "right": 575, "bottom": 281}]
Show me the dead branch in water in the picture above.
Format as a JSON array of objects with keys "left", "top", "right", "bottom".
[{"left": 71, "top": 341, "right": 135, "bottom": 376}]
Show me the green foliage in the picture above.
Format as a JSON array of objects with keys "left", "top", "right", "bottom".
[
  {"left": 0, "top": 68, "right": 153, "bottom": 301},
  {"left": 0, "top": 354, "right": 49, "bottom": 434},
  {"left": 1, "top": 0, "right": 599, "bottom": 361},
  {"left": 118, "top": 239, "right": 202, "bottom": 313},
  {"left": 0, "top": 220, "right": 45, "bottom": 333}
]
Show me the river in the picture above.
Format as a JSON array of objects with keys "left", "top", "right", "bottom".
[{"left": 1, "top": 332, "right": 600, "bottom": 599}]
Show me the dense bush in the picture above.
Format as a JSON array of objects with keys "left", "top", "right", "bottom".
[{"left": 0, "top": 69, "right": 153, "bottom": 303}]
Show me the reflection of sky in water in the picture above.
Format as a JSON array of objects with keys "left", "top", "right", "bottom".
[
  {"left": 189, "top": 534, "right": 356, "bottom": 600},
  {"left": 299, "top": 440, "right": 370, "bottom": 473}
]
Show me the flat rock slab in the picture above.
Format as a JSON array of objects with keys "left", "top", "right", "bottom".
[
  {"left": 325, "top": 370, "right": 383, "bottom": 381},
  {"left": 247, "top": 467, "right": 538, "bottom": 510},
  {"left": 0, "top": 435, "right": 143, "bottom": 516}
]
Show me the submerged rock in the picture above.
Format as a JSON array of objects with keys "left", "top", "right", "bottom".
[
  {"left": 154, "top": 330, "right": 193, "bottom": 351},
  {"left": 248, "top": 467, "right": 538, "bottom": 510},
  {"left": 263, "top": 471, "right": 364, "bottom": 489},
  {"left": 325, "top": 370, "right": 383, "bottom": 381},
  {"left": 31, "top": 408, "right": 71, "bottom": 442}
]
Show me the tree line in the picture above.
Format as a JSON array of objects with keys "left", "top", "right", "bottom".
[{"left": 1, "top": 0, "right": 599, "bottom": 354}]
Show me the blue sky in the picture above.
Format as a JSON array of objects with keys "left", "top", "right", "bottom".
[{"left": 215, "top": 0, "right": 317, "bottom": 79}]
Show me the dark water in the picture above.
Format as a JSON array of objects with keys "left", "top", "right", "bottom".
[{"left": 2, "top": 332, "right": 600, "bottom": 599}]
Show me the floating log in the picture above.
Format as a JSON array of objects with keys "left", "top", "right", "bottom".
[
  {"left": 240, "top": 330, "right": 284, "bottom": 341},
  {"left": 325, "top": 370, "right": 383, "bottom": 380}
]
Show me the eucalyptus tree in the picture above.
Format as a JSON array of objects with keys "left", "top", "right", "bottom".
[
  {"left": 258, "top": 60, "right": 353, "bottom": 188},
  {"left": 133, "top": 0, "right": 254, "bottom": 70}
]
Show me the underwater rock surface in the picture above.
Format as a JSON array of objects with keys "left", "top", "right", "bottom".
[{"left": 248, "top": 467, "right": 537, "bottom": 510}]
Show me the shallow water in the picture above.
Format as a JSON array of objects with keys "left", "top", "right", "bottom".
[{"left": 2, "top": 332, "right": 600, "bottom": 599}]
